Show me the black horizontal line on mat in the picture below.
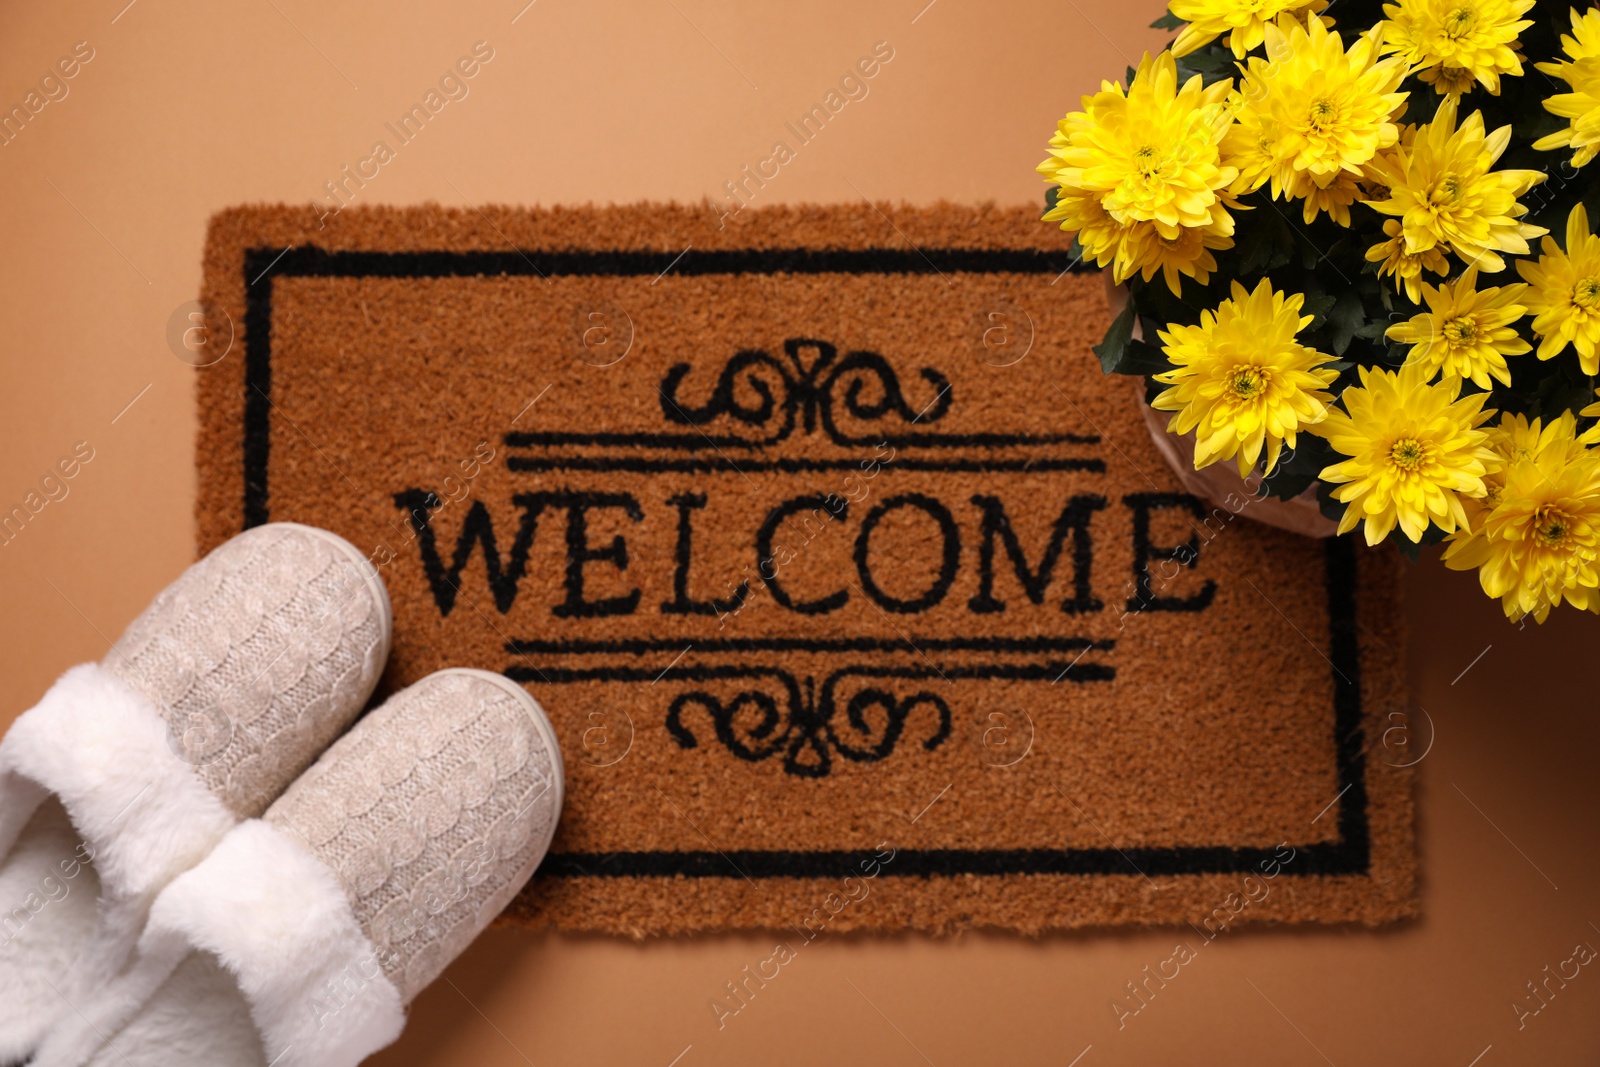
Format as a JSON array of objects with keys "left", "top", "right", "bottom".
[
  {"left": 505, "top": 662, "right": 1117, "bottom": 685},
  {"left": 503, "top": 429, "right": 1103, "bottom": 450},
  {"left": 538, "top": 839, "right": 1367, "bottom": 879},
  {"left": 504, "top": 456, "right": 1105, "bottom": 474},
  {"left": 246, "top": 245, "right": 1093, "bottom": 279},
  {"left": 504, "top": 635, "right": 1114, "bottom": 656}
]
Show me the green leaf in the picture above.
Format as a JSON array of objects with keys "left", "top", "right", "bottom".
[
  {"left": 1529, "top": 354, "right": 1596, "bottom": 421},
  {"left": 1175, "top": 48, "right": 1234, "bottom": 86},
  {"left": 1326, "top": 289, "right": 1367, "bottom": 356},
  {"left": 1375, "top": 280, "right": 1397, "bottom": 315},
  {"left": 1093, "top": 298, "right": 1137, "bottom": 376},
  {"left": 1300, "top": 292, "right": 1337, "bottom": 329},
  {"left": 1180, "top": 49, "right": 1229, "bottom": 73},
  {"left": 1513, "top": 109, "right": 1566, "bottom": 145},
  {"left": 1093, "top": 302, "right": 1171, "bottom": 376},
  {"left": 1150, "top": 11, "right": 1184, "bottom": 30},
  {"left": 1297, "top": 233, "right": 1327, "bottom": 271},
  {"left": 1234, "top": 205, "right": 1296, "bottom": 275},
  {"left": 1121, "top": 336, "right": 1173, "bottom": 376},
  {"left": 1259, "top": 432, "right": 1335, "bottom": 501}
]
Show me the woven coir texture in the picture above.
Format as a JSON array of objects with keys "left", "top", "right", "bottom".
[{"left": 196, "top": 203, "right": 1414, "bottom": 936}]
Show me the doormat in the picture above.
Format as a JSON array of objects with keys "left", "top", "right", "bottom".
[{"left": 195, "top": 203, "right": 1414, "bottom": 936}]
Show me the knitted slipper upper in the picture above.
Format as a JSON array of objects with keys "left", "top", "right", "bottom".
[
  {"left": 106, "top": 523, "right": 390, "bottom": 818},
  {"left": 264, "top": 669, "right": 561, "bottom": 1001}
]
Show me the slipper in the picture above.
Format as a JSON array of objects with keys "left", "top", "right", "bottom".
[
  {"left": 32, "top": 668, "right": 564, "bottom": 1067},
  {"left": 0, "top": 523, "right": 391, "bottom": 1062}
]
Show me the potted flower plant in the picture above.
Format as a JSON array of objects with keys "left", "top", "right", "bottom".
[{"left": 1039, "top": 0, "right": 1600, "bottom": 622}]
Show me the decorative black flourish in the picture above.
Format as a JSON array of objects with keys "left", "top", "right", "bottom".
[
  {"left": 505, "top": 652, "right": 1114, "bottom": 781},
  {"left": 665, "top": 667, "right": 952, "bottom": 778},
  {"left": 658, "top": 338, "right": 952, "bottom": 447}
]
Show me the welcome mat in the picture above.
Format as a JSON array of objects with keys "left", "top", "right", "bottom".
[{"left": 195, "top": 203, "right": 1414, "bottom": 935}]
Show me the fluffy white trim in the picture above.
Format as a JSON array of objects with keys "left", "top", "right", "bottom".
[
  {"left": 0, "top": 663, "right": 239, "bottom": 898},
  {"left": 0, "top": 663, "right": 239, "bottom": 1036},
  {"left": 34, "top": 821, "right": 406, "bottom": 1067},
  {"left": 73, "top": 952, "right": 268, "bottom": 1067},
  {"left": 0, "top": 794, "right": 101, "bottom": 1061}
]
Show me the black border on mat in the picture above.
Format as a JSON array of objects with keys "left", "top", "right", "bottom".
[{"left": 237, "top": 244, "right": 1369, "bottom": 881}]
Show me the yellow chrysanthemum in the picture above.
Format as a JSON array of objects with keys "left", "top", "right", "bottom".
[
  {"left": 1581, "top": 390, "right": 1600, "bottom": 446},
  {"left": 1223, "top": 106, "right": 1283, "bottom": 196},
  {"left": 1364, "top": 97, "right": 1546, "bottom": 273},
  {"left": 1442, "top": 412, "right": 1567, "bottom": 561},
  {"left": 1043, "top": 190, "right": 1129, "bottom": 272},
  {"left": 1384, "top": 266, "right": 1530, "bottom": 388},
  {"left": 1042, "top": 193, "right": 1237, "bottom": 295},
  {"left": 1367, "top": 218, "right": 1451, "bottom": 303},
  {"left": 1038, "top": 52, "right": 1237, "bottom": 295},
  {"left": 1477, "top": 412, "right": 1587, "bottom": 518},
  {"left": 1226, "top": 17, "right": 1409, "bottom": 203},
  {"left": 1534, "top": 7, "right": 1600, "bottom": 167},
  {"left": 1516, "top": 202, "right": 1600, "bottom": 372},
  {"left": 1287, "top": 169, "right": 1364, "bottom": 226},
  {"left": 1379, "top": 0, "right": 1535, "bottom": 95},
  {"left": 1314, "top": 361, "right": 1498, "bottom": 544},
  {"left": 1038, "top": 52, "right": 1235, "bottom": 237},
  {"left": 1152, "top": 278, "right": 1340, "bottom": 476},
  {"left": 1168, "top": 0, "right": 1327, "bottom": 59},
  {"left": 1417, "top": 63, "right": 1480, "bottom": 98},
  {"left": 1486, "top": 413, "right": 1575, "bottom": 502},
  {"left": 1443, "top": 413, "right": 1600, "bottom": 622},
  {"left": 1446, "top": 413, "right": 1584, "bottom": 538},
  {"left": 1119, "top": 213, "right": 1236, "bottom": 294}
]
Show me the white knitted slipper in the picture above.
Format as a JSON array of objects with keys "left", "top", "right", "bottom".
[
  {"left": 0, "top": 523, "right": 390, "bottom": 1062},
  {"left": 33, "top": 668, "right": 564, "bottom": 1067}
]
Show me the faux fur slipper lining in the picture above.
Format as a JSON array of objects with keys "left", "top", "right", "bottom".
[
  {"left": 33, "top": 820, "right": 406, "bottom": 1067},
  {"left": 0, "top": 663, "right": 238, "bottom": 1056}
]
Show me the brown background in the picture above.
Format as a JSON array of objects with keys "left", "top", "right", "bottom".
[{"left": 0, "top": 0, "right": 1595, "bottom": 1063}]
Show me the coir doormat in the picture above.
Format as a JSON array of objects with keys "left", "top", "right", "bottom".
[{"left": 196, "top": 203, "right": 1414, "bottom": 935}]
